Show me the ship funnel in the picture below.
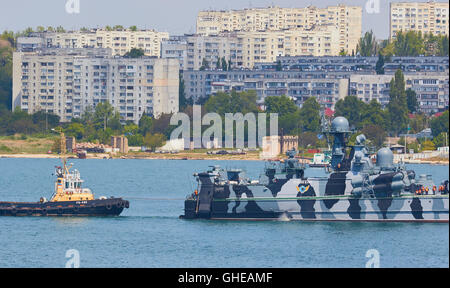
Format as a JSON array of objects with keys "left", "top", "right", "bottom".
[{"left": 376, "top": 148, "right": 393, "bottom": 168}]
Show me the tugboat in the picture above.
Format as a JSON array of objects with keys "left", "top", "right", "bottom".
[
  {"left": 181, "top": 117, "right": 449, "bottom": 222},
  {"left": 0, "top": 159, "right": 129, "bottom": 216}
]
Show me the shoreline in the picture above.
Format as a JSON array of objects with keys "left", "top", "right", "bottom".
[{"left": 0, "top": 153, "right": 449, "bottom": 165}]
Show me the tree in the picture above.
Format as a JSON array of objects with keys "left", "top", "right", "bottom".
[
  {"left": 152, "top": 113, "right": 176, "bottom": 138},
  {"left": 276, "top": 60, "right": 282, "bottom": 71},
  {"left": 123, "top": 123, "right": 143, "bottom": 146},
  {"left": 438, "top": 35, "right": 449, "bottom": 56},
  {"left": 432, "top": 132, "right": 449, "bottom": 148},
  {"left": 357, "top": 30, "right": 378, "bottom": 56},
  {"left": 56, "top": 26, "right": 66, "bottom": 33},
  {"left": 94, "top": 102, "right": 114, "bottom": 131},
  {"left": 362, "top": 124, "right": 386, "bottom": 148},
  {"left": 360, "top": 99, "right": 388, "bottom": 130},
  {"left": 387, "top": 69, "right": 409, "bottom": 135},
  {"left": 216, "top": 58, "right": 221, "bottom": 69},
  {"left": 421, "top": 140, "right": 436, "bottom": 151},
  {"left": 205, "top": 90, "right": 259, "bottom": 116},
  {"left": 221, "top": 57, "right": 228, "bottom": 71},
  {"left": 264, "top": 95, "right": 298, "bottom": 117},
  {"left": 339, "top": 49, "right": 348, "bottom": 56},
  {"left": 393, "top": 31, "right": 425, "bottom": 56},
  {"left": 430, "top": 110, "right": 449, "bottom": 137},
  {"left": 298, "top": 97, "right": 321, "bottom": 132},
  {"left": 31, "top": 110, "right": 60, "bottom": 131},
  {"left": 124, "top": 48, "right": 145, "bottom": 58},
  {"left": 200, "top": 58, "right": 209, "bottom": 71},
  {"left": 64, "top": 123, "right": 85, "bottom": 140},
  {"left": 334, "top": 96, "right": 365, "bottom": 129},
  {"left": 0, "top": 44, "right": 13, "bottom": 110},
  {"left": 380, "top": 41, "right": 395, "bottom": 57},
  {"left": 298, "top": 131, "right": 319, "bottom": 148},
  {"left": 113, "top": 25, "right": 124, "bottom": 31},
  {"left": 406, "top": 88, "right": 418, "bottom": 113},
  {"left": 139, "top": 113, "right": 153, "bottom": 136},
  {"left": 144, "top": 133, "right": 166, "bottom": 151},
  {"left": 129, "top": 26, "right": 138, "bottom": 31},
  {"left": 1, "top": 31, "right": 15, "bottom": 46},
  {"left": 108, "top": 111, "right": 123, "bottom": 132},
  {"left": 375, "top": 53, "right": 385, "bottom": 75},
  {"left": 179, "top": 74, "right": 190, "bottom": 110},
  {"left": 265, "top": 95, "right": 301, "bottom": 135},
  {"left": 408, "top": 113, "right": 428, "bottom": 134}
]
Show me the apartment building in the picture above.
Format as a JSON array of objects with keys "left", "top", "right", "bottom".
[
  {"left": 183, "top": 55, "right": 448, "bottom": 113},
  {"left": 183, "top": 26, "right": 340, "bottom": 70},
  {"left": 349, "top": 73, "right": 449, "bottom": 113},
  {"left": 390, "top": 1, "right": 449, "bottom": 38},
  {"left": 196, "top": 5, "right": 362, "bottom": 54},
  {"left": 13, "top": 48, "right": 179, "bottom": 123},
  {"left": 161, "top": 36, "right": 188, "bottom": 70},
  {"left": 22, "top": 28, "right": 170, "bottom": 57},
  {"left": 183, "top": 70, "right": 350, "bottom": 109}
]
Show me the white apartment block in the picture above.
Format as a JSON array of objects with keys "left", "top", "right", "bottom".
[
  {"left": 196, "top": 5, "right": 362, "bottom": 54},
  {"left": 184, "top": 26, "right": 340, "bottom": 70},
  {"left": 390, "top": 1, "right": 449, "bottom": 38},
  {"left": 13, "top": 49, "right": 179, "bottom": 124},
  {"left": 349, "top": 73, "right": 449, "bottom": 113},
  {"left": 161, "top": 37, "right": 189, "bottom": 70},
  {"left": 29, "top": 29, "right": 170, "bottom": 57}
]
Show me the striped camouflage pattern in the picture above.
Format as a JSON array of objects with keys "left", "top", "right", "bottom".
[{"left": 207, "top": 176, "right": 449, "bottom": 222}]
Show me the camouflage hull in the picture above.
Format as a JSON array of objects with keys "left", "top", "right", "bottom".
[
  {"left": 0, "top": 198, "right": 129, "bottom": 217},
  {"left": 184, "top": 196, "right": 449, "bottom": 222}
]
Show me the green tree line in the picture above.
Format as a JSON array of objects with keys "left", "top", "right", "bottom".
[{"left": 357, "top": 30, "right": 449, "bottom": 57}]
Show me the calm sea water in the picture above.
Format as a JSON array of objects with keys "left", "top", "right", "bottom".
[{"left": 0, "top": 158, "right": 448, "bottom": 268}]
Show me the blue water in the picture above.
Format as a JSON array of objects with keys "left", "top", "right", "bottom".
[{"left": 0, "top": 158, "right": 448, "bottom": 268}]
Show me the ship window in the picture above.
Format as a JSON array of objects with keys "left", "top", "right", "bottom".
[{"left": 65, "top": 182, "right": 69, "bottom": 189}]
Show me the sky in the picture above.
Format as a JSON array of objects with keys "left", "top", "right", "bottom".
[{"left": 0, "top": 0, "right": 448, "bottom": 40}]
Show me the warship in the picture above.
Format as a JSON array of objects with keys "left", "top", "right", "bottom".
[
  {"left": 0, "top": 159, "right": 129, "bottom": 217},
  {"left": 181, "top": 116, "right": 449, "bottom": 222}
]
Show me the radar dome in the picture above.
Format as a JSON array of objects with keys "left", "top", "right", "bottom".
[
  {"left": 376, "top": 148, "right": 393, "bottom": 168},
  {"left": 331, "top": 117, "right": 350, "bottom": 132}
]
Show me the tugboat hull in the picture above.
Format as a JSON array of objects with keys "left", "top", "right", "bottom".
[
  {"left": 0, "top": 198, "right": 129, "bottom": 217},
  {"left": 182, "top": 196, "right": 449, "bottom": 223}
]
